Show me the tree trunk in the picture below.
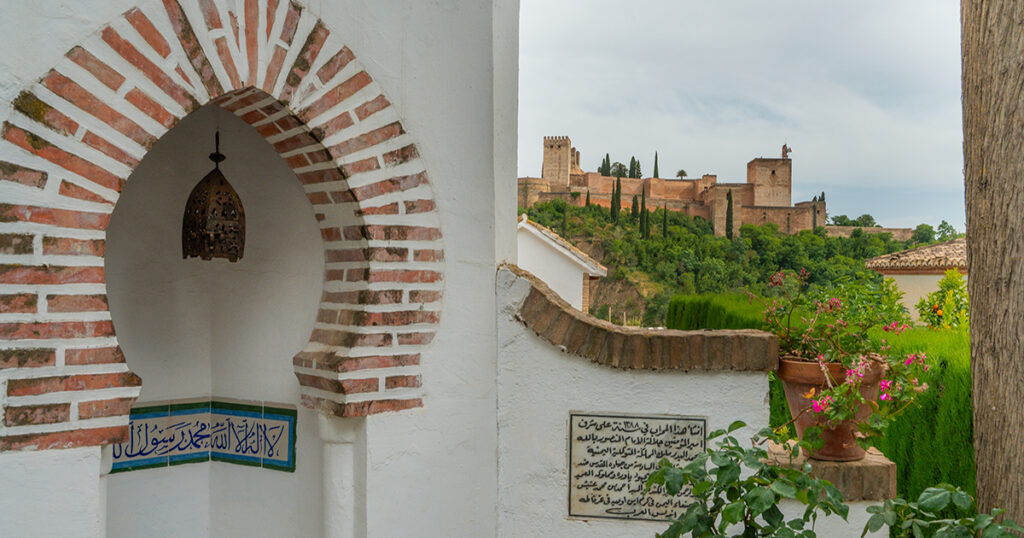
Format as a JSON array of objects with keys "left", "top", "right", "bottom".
[{"left": 962, "top": 0, "right": 1024, "bottom": 519}]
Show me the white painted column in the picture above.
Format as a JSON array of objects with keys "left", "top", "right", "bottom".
[
  {"left": 318, "top": 414, "right": 367, "bottom": 538},
  {"left": 99, "top": 445, "right": 113, "bottom": 535}
]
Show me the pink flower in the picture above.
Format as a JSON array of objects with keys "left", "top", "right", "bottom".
[
  {"left": 880, "top": 393, "right": 892, "bottom": 401},
  {"left": 811, "top": 396, "right": 833, "bottom": 413},
  {"left": 880, "top": 379, "right": 893, "bottom": 391}
]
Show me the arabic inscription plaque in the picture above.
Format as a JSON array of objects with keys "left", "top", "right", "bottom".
[{"left": 568, "top": 412, "right": 706, "bottom": 521}]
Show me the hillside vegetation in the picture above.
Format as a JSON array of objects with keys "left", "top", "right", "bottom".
[{"left": 522, "top": 199, "right": 908, "bottom": 325}]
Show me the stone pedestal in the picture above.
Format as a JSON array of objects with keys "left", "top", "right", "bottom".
[{"left": 768, "top": 442, "right": 898, "bottom": 536}]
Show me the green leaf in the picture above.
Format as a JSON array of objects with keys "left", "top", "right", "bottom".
[
  {"left": 788, "top": 518, "right": 805, "bottom": 530},
  {"left": 763, "top": 505, "right": 785, "bottom": 528},
  {"left": 717, "top": 462, "right": 740, "bottom": 485},
  {"left": 771, "top": 480, "right": 798, "bottom": 499},
  {"left": 744, "top": 486, "right": 775, "bottom": 517},
  {"left": 728, "top": 420, "right": 746, "bottom": 433},
  {"left": 692, "top": 480, "right": 712, "bottom": 496},
  {"left": 864, "top": 513, "right": 884, "bottom": 535},
  {"left": 918, "top": 487, "right": 952, "bottom": 512},
  {"left": 951, "top": 490, "right": 972, "bottom": 511},
  {"left": 664, "top": 467, "right": 686, "bottom": 496},
  {"left": 723, "top": 501, "right": 745, "bottom": 524}
]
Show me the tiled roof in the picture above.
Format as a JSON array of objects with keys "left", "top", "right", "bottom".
[
  {"left": 866, "top": 238, "right": 966, "bottom": 272},
  {"left": 518, "top": 214, "right": 608, "bottom": 276}
]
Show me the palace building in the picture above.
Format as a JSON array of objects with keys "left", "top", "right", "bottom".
[{"left": 518, "top": 136, "right": 827, "bottom": 236}]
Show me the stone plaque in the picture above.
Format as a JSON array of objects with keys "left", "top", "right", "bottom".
[{"left": 568, "top": 412, "right": 706, "bottom": 521}]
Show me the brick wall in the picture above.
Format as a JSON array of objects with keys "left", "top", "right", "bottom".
[{"left": 0, "top": 0, "right": 443, "bottom": 451}]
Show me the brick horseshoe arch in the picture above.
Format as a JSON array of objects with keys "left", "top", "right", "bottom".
[{"left": 0, "top": 0, "right": 442, "bottom": 451}]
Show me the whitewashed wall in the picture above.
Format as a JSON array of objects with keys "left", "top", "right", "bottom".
[
  {"left": 517, "top": 227, "right": 587, "bottom": 310},
  {"left": 495, "top": 267, "right": 881, "bottom": 537},
  {"left": 890, "top": 273, "right": 950, "bottom": 322},
  {"left": 0, "top": 1, "right": 516, "bottom": 536},
  {"left": 495, "top": 268, "right": 769, "bottom": 537},
  {"left": 104, "top": 104, "right": 324, "bottom": 537}
]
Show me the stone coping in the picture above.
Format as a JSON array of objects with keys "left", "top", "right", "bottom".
[
  {"left": 501, "top": 264, "right": 777, "bottom": 371},
  {"left": 765, "top": 442, "right": 897, "bottom": 502}
]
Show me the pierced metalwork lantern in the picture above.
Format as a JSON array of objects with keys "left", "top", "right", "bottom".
[{"left": 182, "top": 132, "right": 245, "bottom": 262}]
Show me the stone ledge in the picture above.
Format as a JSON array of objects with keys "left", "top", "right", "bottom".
[
  {"left": 765, "top": 442, "right": 897, "bottom": 502},
  {"left": 501, "top": 264, "right": 778, "bottom": 371}
]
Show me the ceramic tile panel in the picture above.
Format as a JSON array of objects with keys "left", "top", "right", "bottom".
[{"left": 110, "top": 398, "right": 296, "bottom": 473}]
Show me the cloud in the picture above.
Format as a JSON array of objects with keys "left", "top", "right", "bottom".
[{"left": 518, "top": 0, "right": 964, "bottom": 228}]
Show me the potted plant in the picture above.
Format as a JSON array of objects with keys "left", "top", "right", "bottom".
[{"left": 753, "top": 270, "right": 929, "bottom": 461}]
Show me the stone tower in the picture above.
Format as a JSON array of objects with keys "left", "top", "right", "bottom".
[
  {"left": 747, "top": 157, "right": 792, "bottom": 207},
  {"left": 541, "top": 136, "right": 572, "bottom": 187}
]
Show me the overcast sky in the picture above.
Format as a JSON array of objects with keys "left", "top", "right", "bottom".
[{"left": 517, "top": 1, "right": 964, "bottom": 230}]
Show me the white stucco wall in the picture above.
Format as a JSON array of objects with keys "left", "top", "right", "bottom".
[
  {"left": 517, "top": 228, "right": 587, "bottom": 310},
  {"left": 104, "top": 104, "right": 324, "bottom": 537},
  {"left": 890, "top": 273, "right": 956, "bottom": 322},
  {"left": 495, "top": 268, "right": 768, "bottom": 537},
  {"left": 495, "top": 268, "right": 880, "bottom": 537},
  {"left": 0, "top": 447, "right": 105, "bottom": 536},
  {"left": 0, "top": 0, "right": 514, "bottom": 536}
]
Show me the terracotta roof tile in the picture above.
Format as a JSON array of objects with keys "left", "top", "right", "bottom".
[{"left": 866, "top": 238, "right": 966, "bottom": 272}]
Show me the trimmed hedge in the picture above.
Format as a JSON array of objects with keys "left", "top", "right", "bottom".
[
  {"left": 872, "top": 328, "right": 974, "bottom": 499},
  {"left": 664, "top": 294, "right": 975, "bottom": 499},
  {"left": 665, "top": 294, "right": 764, "bottom": 331}
]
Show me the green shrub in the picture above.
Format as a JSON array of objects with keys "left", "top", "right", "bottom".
[
  {"left": 665, "top": 294, "right": 764, "bottom": 331},
  {"left": 916, "top": 269, "right": 969, "bottom": 329},
  {"left": 873, "top": 328, "right": 974, "bottom": 499}
]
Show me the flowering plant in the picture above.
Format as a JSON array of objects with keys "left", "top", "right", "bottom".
[{"left": 752, "top": 270, "right": 928, "bottom": 443}]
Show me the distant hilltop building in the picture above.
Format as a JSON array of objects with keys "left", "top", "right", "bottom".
[{"left": 518, "top": 136, "right": 826, "bottom": 236}]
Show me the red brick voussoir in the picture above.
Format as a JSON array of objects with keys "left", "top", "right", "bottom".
[{"left": 0, "top": 0, "right": 443, "bottom": 450}]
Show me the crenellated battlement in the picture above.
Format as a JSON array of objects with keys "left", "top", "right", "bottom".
[{"left": 525, "top": 135, "right": 825, "bottom": 237}]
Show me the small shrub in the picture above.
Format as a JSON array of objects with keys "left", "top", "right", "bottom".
[
  {"left": 647, "top": 421, "right": 848, "bottom": 537},
  {"left": 864, "top": 483, "right": 1022, "bottom": 537},
  {"left": 916, "top": 270, "right": 968, "bottom": 329}
]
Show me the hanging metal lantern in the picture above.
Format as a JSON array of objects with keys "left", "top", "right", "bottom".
[{"left": 182, "top": 131, "right": 245, "bottom": 262}]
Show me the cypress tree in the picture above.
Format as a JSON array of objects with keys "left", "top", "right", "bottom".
[
  {"left": 635, "top": 160, "right": 642, "bottom": 179},
  {"left": 585, "top": 189, "right": 591, "bottom": 206},
  {"left": 725, "top": 190, "right": 734, "bottom": 239},
  {"left": 631, "top": 195, "right": 639, "bottom": 221},
  {"left": 640, "top": 189, "right": 649, "bottom": 238},
  {"left": 653, "top": 152, "right": 659, "bottom": 178},
  {"left": 611, "top": 178, "right": 621, "bottom": 223},
  {"left": 662, "top": 205, "right": 668, "bottom": 237},
  {"left": 628, "top": 157, "right": 635, "bottom": 178},
  {"left": 603, "top": 154, "right": 612, "bottom": 176}
]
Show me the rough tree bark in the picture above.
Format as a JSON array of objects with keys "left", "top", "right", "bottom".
[{"left": 962, "top": 0, "right": 1024, "bottom": 519}]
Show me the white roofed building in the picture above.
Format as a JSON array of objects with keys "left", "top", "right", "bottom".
[{"left": 517, "top": 214, "right": 607, "bottom": 312}]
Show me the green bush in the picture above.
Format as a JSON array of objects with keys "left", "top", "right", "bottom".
[
  {"left": 873, "top": 327, "right": 974, "bottom": 500},
  {"left": 665, "top": 294, "right": 764, "bottom": 331},
  {"left": 666, "top": 294, "right": 975, "bottom": 501},
  {"left": 916, "top": 269, "right": 969, "bottom": 329}
]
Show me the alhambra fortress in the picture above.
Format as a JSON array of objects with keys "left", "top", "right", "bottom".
[{"left": 519, "top": 136, "right": 911, "bottom": 240}]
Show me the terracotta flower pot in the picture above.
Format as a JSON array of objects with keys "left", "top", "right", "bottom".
[{"left": 776, "top": 356, "right": 883, "bottom": 461}]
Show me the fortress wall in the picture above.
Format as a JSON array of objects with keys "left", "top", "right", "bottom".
[{"left": 826, "top": 226, "right": 914, "bottom": 241}]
